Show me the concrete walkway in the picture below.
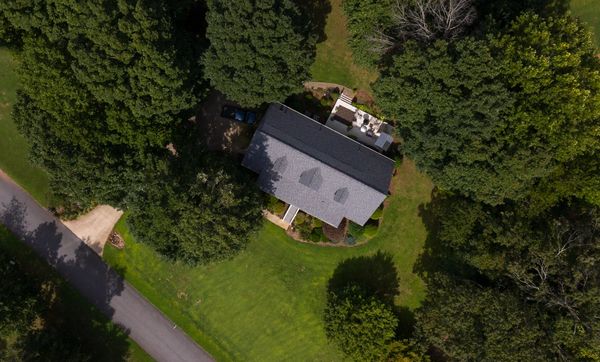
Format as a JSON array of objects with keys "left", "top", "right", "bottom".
[
  {"left": 262, "top": 210, "right": 290, "bottom": 229},
  {"left": 0, "top": 170, "right": 213, "bottom": 362},
  {"left": 63, "top": 205, "right": 123, "bottom": 255}
]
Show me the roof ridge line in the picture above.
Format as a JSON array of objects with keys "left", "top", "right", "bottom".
[
  {"left": 256, "top": 128, "right": 389, "bottom": 195},
  {"left": 273, "top": 102, "right": 395, "bottom": 163}
]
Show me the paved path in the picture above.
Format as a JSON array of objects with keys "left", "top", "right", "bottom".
[
  {"left": 0, "top": 170, "right": 213, "bottom": 362},
  {"left": 63, "top": 205, "right": 123, "bottom": 255}
]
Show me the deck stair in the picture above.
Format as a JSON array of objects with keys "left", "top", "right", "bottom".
[{"left": 339, "top": 92, "right": 354, "bottom": 104}]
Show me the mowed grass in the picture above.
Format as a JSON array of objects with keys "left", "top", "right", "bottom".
[
  {"left": 0, "top": 226, "right": 153, "bottom": 362},
  {"left": 104, "top": 160, "right": 433, "bottom": 361},
  {"left": 310, "top": 0, "right": 378, "bottom": 91},
  {"left": 571, "top": 0, "right": 600, "bottom": 48},
  {"left": 0, "top": 47, "right": 51, "bottom": 206}
]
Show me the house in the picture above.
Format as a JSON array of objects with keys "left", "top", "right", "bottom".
[
  {"left": 242, "top": 103, "right": 395, "bottom": 228},
  {"left": 325, "top": 94, "right": 395, "bottom": 152}
]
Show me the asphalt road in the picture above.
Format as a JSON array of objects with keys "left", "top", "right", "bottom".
[{"left": 0, "top": 170, "right": 213, "bottom": 362}]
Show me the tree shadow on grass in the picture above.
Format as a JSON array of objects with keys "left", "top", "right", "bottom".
[
  {"left": 0, "top": 197, "right": 133, "bottom": 360},
  {"left": 297, "top": 0, "right": 331, "bottom": 44},
  {"left": 414, "top": 189, "right": 487, "bottom": 285},
  {"left": 328, "top": 251, "right": 399, "bottom": 305},
  {"left": 328, "top": 250, "right": 416, "bottom": 338}
]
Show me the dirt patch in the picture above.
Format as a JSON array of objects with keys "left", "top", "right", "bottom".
[
  {"left": 355, "top": 89, "right": 374, "bottom": 105},
  {"left": 62, "top": 205, "right": 123, "bottom": 255},
  {"left": 195, "top": 91, "right": 254, "bottom": 154}
]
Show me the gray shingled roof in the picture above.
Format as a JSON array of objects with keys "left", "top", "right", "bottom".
[{"left": 242, "top": 103, "right": 395, "bottom": 227}]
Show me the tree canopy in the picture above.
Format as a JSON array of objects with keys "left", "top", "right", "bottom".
[
  {"left": 375, "top": 13, "right": 600, "bottom": 206},
  {"left": 2, "top": 0, "right": 266, "bottom": 263},
  {"left": 324, "top": 284, "right": 398, "bottom": 361},
  {"left": 3, "top": 0, "right": 208, "bottom": 209},
  {"left": 415, "top": 194, "right": 600, "bottom": 360},
  {"left": 203, "top": 0, "right": 317, "bottom": 107},
  {"left": 125, "top": 125, "right": 264, "bottom": 264}
]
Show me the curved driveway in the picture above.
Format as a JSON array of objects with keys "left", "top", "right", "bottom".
[{"left": 0, "top": 170, "right": 213, "bottom": 362}]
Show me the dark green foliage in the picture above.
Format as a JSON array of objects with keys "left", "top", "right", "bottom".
[
  {"left": 342, "top": 0, "right": 393, "bottom": 66},
  {"left": 126, "top": 136, "right": 264, "bottom": 264},
  {"left": 415, "top": 194, "right": 600, "bottom": 360},
  {"left": 324, "top": 285, "right": 398, "bottom": 361},
  {"left": 375, "top": 14, "right": 600, "bottom": 206},
  {"left": 474, "top": 0, "right": 569, "bottom": 31},
  {"left": 0, "top": 228, "right": 131, "bottom": 361},
  {"left": 375, "top": 39, "right": 515, "bottom": 204},
  {"left": 415, "top": 275, "right": 551, "bottom": 361},
  {"left": 293, "top": 212, "right": 325, "bottom": 240},
  {"left": 266, "top": 195, "right": 287, "bottom": 215},
  {"left": 203, "top": 0, "right": 317, "bottom": 107},
  {"left": 324, "top": 252, "right": 415, "bottom": 360},
  {"left": 5, "top": 0, "right": 208, "bottom": 207}
]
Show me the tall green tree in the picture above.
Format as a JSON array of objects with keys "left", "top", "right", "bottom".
[
  {"left": 415, "top": 275, "right": 552, "bottom": 361},
  {"left": 342, "top": 0, "right": 393, "bottom": 66},
  {"left": 126, "top": 129, "right": 264, "bottom": 264},
  {"left": 203, "top": 0, "right": 316, "bottom": 107},
  {"left": 4, "top": 0, "right": 208, "bottom": 208},
  {"left": 416, "top": 194, "right": 600, "bottom": 360},
  {"left": 375, "top": 13, "right": 600, "bottom": 206},
  {"left": 324, "top": 285, "right": 398, "bottom": 361}
]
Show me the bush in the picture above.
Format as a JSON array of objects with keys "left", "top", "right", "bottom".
[
  {"left": 348, "top": 222, "right": 365, "bottom": 238},
  {"left": 363, "top": 224, "right": 379, "bottom": 239},
  {"left": 294, "top": 212, "right": 307, "bottom": 225},
  {"left": 311, "top": 218, "right": 323, "bottom": 228},
  {"left": 370, "top": 207, "right": 383, "bottom": 220},
  {"left": 309, "top": 228, "right": 323, "bottom": 242},
  {"left": 267, "top": 196, "right": 287, "bottom": 215}
]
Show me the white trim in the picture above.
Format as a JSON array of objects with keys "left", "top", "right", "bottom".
[
  {"left": 274, "top": 102, "right": 395, "bottom": 162},
  {"left": 282, "top": 204, "right": 300, "bottom": 224}
]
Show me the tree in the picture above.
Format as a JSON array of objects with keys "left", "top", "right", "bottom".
[
  {"left": 342, "top": 0, "right": 394, "bottom": 66},
  {"left": 415, "top": 275, "right": 552, "bottom": 361},
  {"left": 375, "top": 13, "right": 600, "bottom": 206},
  {"left": 0, "top": 248, "right": 40, "bottom": 360},
  {"left": 126, "top": 132, "right": 264, "bottom": 264},
  {"left": 324, "top": 285, "right": 398, "bottom": 361},
  {"left": 375, "top": 38, "right": 518, "bottom": 204},
  {"left": 416, "top": 193, "right": 600, "bottom": 360},
  {"left": 391, "top": 0, "right": 476, "bottom": 42},
  {"left": 203, "top": 0, "right": 316, "bottom": 107},
  {"left": 5, "top": 0, "right": 208, "bottom": 209}
]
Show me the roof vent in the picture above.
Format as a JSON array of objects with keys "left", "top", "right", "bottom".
[
  {"left": 334, "top": 187, "right": 349, "bottom": 204},
  {"left": 272, "top": 156, "right": 288, "bottom": 174},
  {"left": 299, "top": 167, "right": 322, "bottom": 191}
]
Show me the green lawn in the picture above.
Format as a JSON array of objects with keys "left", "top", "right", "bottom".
[
  {"left": 104, "top": 160, "right": 433, "bottom": 361},
  {"left": 571, "top": 0, "right": 600, "bottom": 48},
  {"left": 0, "top": 47, "right": 51, "bottom": 206},
  {"left": 0, "top": 226, "right": 153, "bottom": 362},
  {"left": 310, "top": 0, "right": 378, "bottom": 91}
]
